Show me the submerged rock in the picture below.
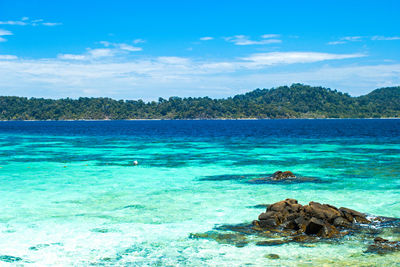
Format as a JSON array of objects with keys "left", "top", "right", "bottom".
[
  {"left": 0, "top": 255, "right": 23, "bottom": 263},
  {"left": 265, "top": 253, "right": 280, "bottom": 259},
  {"left": 189, "top": 231, "right": 249, "bottom": 247},
  {"left": 271, "top": 171, "right": 296, "bottom": 180},
  {"left": 247, "top": 171, "right": 322, "bottom": 184},
  {"left": 365, "top": 237, "right": 400, "bottom": 255},
  {"left": 29, "top": 243, "right": 50, "bottom": 251},
  {"left": 256, "top": 239, "right": 288, "bottom": 246},
  {"left": 248, "top": 170, "right": 296, "bottom": 183},
  {"left": 250, "top": 204, "right": 269, "bottom": 209}
]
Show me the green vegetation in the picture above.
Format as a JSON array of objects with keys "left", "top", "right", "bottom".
[{"left": 0, "top": 84, "right": 399, "bottom": 120}]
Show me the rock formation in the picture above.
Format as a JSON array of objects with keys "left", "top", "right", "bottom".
[
  {"left": 365, "top": 237, "right": 400, "bottom": 254},
  {"left": 253, "top": 198, "right": 371, "bottom": 238},
  {"left": 190, "top": 198, "right": 400, "bottom": 255},
  {"left": 271, "top": 171, "right": 296, "bottom": 180}
]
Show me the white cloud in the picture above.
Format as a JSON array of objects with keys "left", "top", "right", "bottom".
[
  {"left": 200, "top": 36, "right": 214, "bottom": 41},
  {"left": 225, "top": 35, "right": 281, "bottom": 45},
  {"left": 100, "top": 41, "right": 143, "bottom": 51},
  {"left": 0, "top": 50, "right": 380, "bottom": 99},
  {"left": 0, "top": 29, "right": 13, "bottom": 36},
  {"left": 157, "top": 57, "right": 190, "bottom": 64},
  {"left": 329, "top": 35, "right": 400, "bottom": 45},
  {"left": 240, "top": 52, "right": 365, "bottom": 66},
  {"left": 133, "top": 39, "right": 146, "bottom": 44},
  {"left": 0, "top": 20, "right": 27, "bottom": 26},
  {"left": 371, "top": 36, "right": 400, "bottom": 41},
  {"left": 328, "top": 36, "right": 363, "bottom": 45},
  {"left": 341, "top": 36, "right": 362, "bottom": 41},
  {"left": 41, "top": 22, "right": 62, "bottom": 26},
  {"left": 88, "top": 48, "right": 114, "bottom": 58},
  {"left": 99, "top": 41, "right": 111, "bottom": 47},
  {"left": 0, "top": 55, "right": 18, "bottom": 60},
  {"left": 57, "top": 48, "right": 114, "bottom": 61},
  {"left": 261, "top": 34, "right": 280, "bottom": 39},
  {"left": 57, "top": 54, "right": 87, "bottom": 60},
  {"left": 327, "top": 41, "right": 346, "bottom": 45},
  {"left": 0, "top": 17, "right": 61, "bottom": 26},
  {"left": 0, "top": 29, "right": 13, "bottom": 42},
  {"left": 118, "top": 43, "right": 142, "bottom": 51},
  {"left": 58, "top": 41, "right": 143, "bottom": 61}
]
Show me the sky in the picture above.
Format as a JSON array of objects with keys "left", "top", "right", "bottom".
[{"left": 0, "top": 0, "right": 399, "bottom": 100}]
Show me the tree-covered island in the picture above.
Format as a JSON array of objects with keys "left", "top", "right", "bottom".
[{"left": 1, "top": 84, "right": 399, "bottom": 120}]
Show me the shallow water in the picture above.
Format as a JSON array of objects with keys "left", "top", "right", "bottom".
[{"left": 0, "top": 120, "right": 399, "bottom": 266}]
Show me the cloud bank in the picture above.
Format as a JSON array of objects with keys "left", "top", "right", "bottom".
[{"left": 0, "top": 50, "right": 393, "bottom": 100}]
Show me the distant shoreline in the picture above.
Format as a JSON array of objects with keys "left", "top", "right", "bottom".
[
  {"left": 0, "top": 117, "right": 399, "bottom": 122},
  {"left": 1, "top": 84, "right": 399, "bottom": 120}
]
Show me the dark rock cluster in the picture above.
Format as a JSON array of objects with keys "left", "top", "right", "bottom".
[
  {"left": 248, "top": 170, "right": 300, "bottom": 183},
  {"left": 271, "top": 171, "right": 296, "bottom": 180},
  {"left": 365, "top": 237, "right": 400, "bottom": 254},
  {"left": 253, "top": 198, "right": 371, "bottom": 238},
  {"left": 190, "top": 198, "right": 400, "bottom": 256}
]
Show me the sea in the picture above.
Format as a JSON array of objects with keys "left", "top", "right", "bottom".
[{"left": 0, "top": 119, "right": 399, "bottom": 266}]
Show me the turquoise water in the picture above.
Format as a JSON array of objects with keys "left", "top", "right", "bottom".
[{"left": 0, "top": 120, "right": 399, "bottom": 266}]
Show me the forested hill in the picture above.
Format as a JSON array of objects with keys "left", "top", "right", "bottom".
[{"left": 0, "top": 84, "right": 399, "bottom": 120}]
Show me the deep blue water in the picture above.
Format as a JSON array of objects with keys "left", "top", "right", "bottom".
[{"left": 1, "top": 119, "right": 399, "bottom": 139}]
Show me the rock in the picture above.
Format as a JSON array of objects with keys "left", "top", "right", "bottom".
[
  {"left": 339, "top": 207, "right": 366, "bottom": 218},
  {"left": 258, "top": 211, "right": 277, "bottom": 220},
  {"left": 365, "top": 237, "right": 400, "bottom": 255},
  {"left": 189, "top": 231, "right": 248, "bottom": 247},
  {"left": 265, "top": 253, "right": 280, "bottom": 259},
  {"left": 254, "top": 199, "right": 373, "bottom": 240},
  {"left": 339, "top": 207, "right": 370, "bottom": 224},
  {"left": 341, "top": 212, "right": 354, "bottom": 223},
  {"left": 268, "top": 200, "right": 288, "bottom": 212},
  {"left": 320, "top": 223, "right": 340, "bottom": 238},
  {"left": 285, "top": 198, "right": 298, "bottom": 205},
  {"left": 374, "top": 237, "right": 389, "bottom": 243},
  {"left": 29, "top": 244, "right": 50, "bottom": 251},
  {"left": 259, "top": 218, "right": 278, "bottom": 228},
  {"left": 305, "top": 217, "right": 325, "bottom": 235},
  {"left": 354, "top": 216, "right": 371, "bottom": 224},
  {"left": 195, "top": 198, "right": 392, "bottom": 250},
  {"left": 295, "top": 216, "right": 308, "bottom": 231},
  {"left": 217, "top": 223, "right": 258, "bottom": 235},
  {"left": 256, "top": 239, "right": 288, "bottom": 246},
  {"left": 290, "top": 235, "right": 317, "bottom": 243},
  {"left": 247, "top": 178, "right": 269, "bottom": 183},
  {"left": 306, "top": 202, "right": 342, "bottom": 222},
  {"left": 271, "top": 171, "right": 296, "bottom": 180},
  {"left": 0, "top": 255, "right": 23, "bottom": 263},
  {"left": 333, "top": 217, "right": 352, "bottom": 228},
  {"left": 267, "top": 198, "right": 298, "bottom": 213},
  {"left": 281, "top": 218, "right": 298, "bottom": 230}
]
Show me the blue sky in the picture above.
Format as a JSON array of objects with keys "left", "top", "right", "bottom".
[{"left": 0, "top": 0, "right": 399, "bottom": 100}]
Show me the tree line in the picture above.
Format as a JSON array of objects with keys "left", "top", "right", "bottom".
[{"left": 0, "top": 84, "right": 399, "bottom": 120}]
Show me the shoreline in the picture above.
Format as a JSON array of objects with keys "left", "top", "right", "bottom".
[{"left": 0, "top": 117, "right": 399, "bottom": 122}]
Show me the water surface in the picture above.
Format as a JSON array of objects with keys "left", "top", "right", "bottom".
[{"left": 0, "top": 120, "right": 399, "bottom": 266}]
